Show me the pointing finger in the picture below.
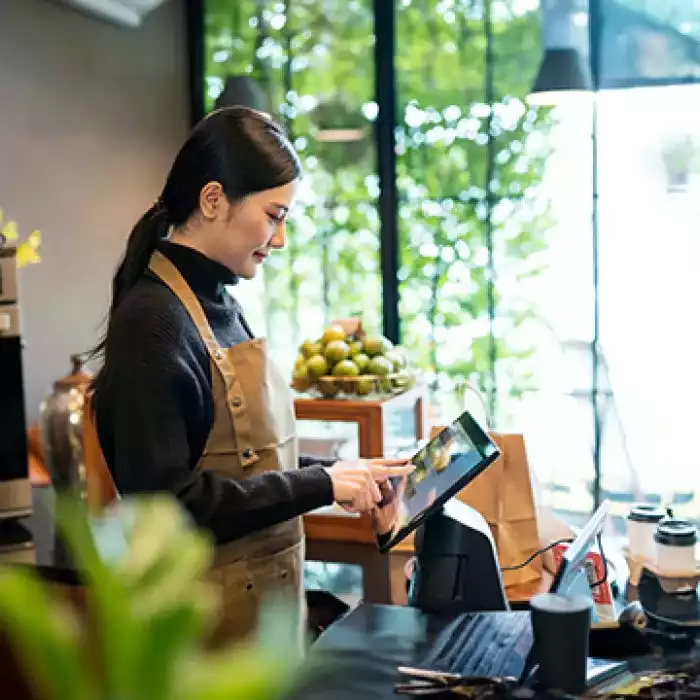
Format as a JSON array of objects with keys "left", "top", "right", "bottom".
[
  {"left": 368, "top": 458, "right": 412, "bottom": 467},
  {"left": 370, "top": 463, "right": 414, "bottom": 482}
]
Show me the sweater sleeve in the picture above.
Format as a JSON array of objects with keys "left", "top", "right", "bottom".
[
  {"left": 299, "top": 455, "right": 336, "bottom": 469},
  {"left": 95, "top": 304, "right": 334, "bottom": 545}
]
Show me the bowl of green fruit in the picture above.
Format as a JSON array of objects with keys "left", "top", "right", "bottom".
[{"left": 291, "top": 323, "right": 418, "bottom": 399}]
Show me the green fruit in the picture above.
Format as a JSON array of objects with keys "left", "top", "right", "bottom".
[
  {"left": 332, "top": 359, "right": 360, "bottom": 377},
  {"left": 377, "top": 377, "right": 393, "bottom": 393},
  {"left": 324, "top": 339, "right": 350, "bottom": 365},
  {"left": 367, "top": 356, "right": 393, "bottom": 377},
  {"left": 291, "top": 366, "right": 312, "bottom": 392},
  {"left": 363, "top": 335, "right": 393, "bottom": 357},
  {"left": 391, "top": 370, "right": 414, "bottom": 389},
  {"left": 306, "top": 354, "right": 329, "bottom": 377},
  {"left": 385, "top": 350, "right": 407, "bottom": 372},
  {"left": 353, "top": 353, "right": 370, "bottom": 373},
  {"left": 302, "top": 339, "right": 323, "bottom": 359},
  {"left": 294, "top": 355, "right": 307, "bottom": 371},
  {"left": 321, "top": 324, "right": 347, "bottom": 344},
  {"left": 355, "top": 376, "right": 375, "bottom": 396},
  {"left": 349, "top": 341, "right": 364, "bottom": 357}
]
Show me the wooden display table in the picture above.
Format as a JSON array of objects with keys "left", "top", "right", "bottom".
[
  {"left": 296, "top": 387, "right": 426, "bottom": 604},
  {"left": 303, "top": 506, "right": 414, "bottom": 605},
  {"left": 294, "top": 385, "right": 427, "bottom": 459},
  {"left": 302, "top": 506, "right": 552, "bottom": 606}
]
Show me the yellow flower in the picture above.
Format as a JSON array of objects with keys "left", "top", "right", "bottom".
[
  {"left": 1, "top": 220, "right": 18, "bottom": 242},
  {"left": 0, "top": 208, "right": 42, "bottom": 268},
  {"left": 17, "top": 230, "right": 42, "bottom": 268}
]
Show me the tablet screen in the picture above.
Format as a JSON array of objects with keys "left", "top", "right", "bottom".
[{"left": 377, "top": 410, "right": 499, "bottom": 552}]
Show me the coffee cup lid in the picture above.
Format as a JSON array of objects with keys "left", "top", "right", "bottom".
[
  {"left": 628, "top": 504, "right": 666, "bottom": 523},
  {"left": 654, "top": 518, "right": 698, "bottom": 547}
]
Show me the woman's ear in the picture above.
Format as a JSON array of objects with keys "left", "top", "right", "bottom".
[{"left": 199, "top": 181, "right": 224, "bottom": 220}]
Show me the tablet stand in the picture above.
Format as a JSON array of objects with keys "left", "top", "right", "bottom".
[{"left": 407, "top": 498, "right": 509, "bottom": 613}]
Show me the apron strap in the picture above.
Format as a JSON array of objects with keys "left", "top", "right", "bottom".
[
  {"left": 148, "top": 250, "right": 260, "bottom": 467},
  {"left": 148, "top": 250, "right": 230, "bottom": 368}
]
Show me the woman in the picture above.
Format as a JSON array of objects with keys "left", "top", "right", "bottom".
[{"left": 91, "top": 106, "right": 411, "bottom": 644}]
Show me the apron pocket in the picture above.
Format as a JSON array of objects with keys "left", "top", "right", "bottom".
[{"left": 207, "top": 559, "right": 259, "bottom": 645}]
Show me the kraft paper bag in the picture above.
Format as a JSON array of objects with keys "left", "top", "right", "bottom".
[
  {"left": 458, "top": 432, "right": 542, "bottom": 588},
  {"left": 429, "top": 426, "right": 544, "bottom": 589}
]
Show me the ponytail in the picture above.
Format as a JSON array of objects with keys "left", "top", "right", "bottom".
[
  {"left": 112, "top": 201, "right": 168, "bottom": 314},
  {"left": 89, "top": 200, "right": 169, "bottom": 361}
]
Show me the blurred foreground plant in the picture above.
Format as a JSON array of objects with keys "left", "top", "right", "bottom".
[
  {"left": 0, "top": 207, "right": 41, "bottom": 267},
  {"left": 0, "top": 494, "right": 303, "bottom": 700}
]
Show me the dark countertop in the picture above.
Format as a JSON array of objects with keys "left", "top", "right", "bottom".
[
  {"left": 285, "top": 603, "right": 700, "bottom": 700},
  {"left": 0, "top": 485, "right": 81, "bottom": 584}
]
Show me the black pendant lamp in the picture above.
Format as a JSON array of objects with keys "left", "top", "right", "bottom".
[
  {"left": 214, "top": 76, "right": 269, "bottom": 113},
  {"left": 528, "top": 47, "right": 591, "bottom": 105},
  {"left": 527, "top": 0, "right": 592, "bottom": 105}
]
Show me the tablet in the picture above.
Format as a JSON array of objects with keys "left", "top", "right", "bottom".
[{"left": 377, "top": 410, "right": 500, "bottom": 553}]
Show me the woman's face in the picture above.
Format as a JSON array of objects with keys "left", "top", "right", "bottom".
[{"left": 198, "top": 179, "right": 299, "bottom": 279}]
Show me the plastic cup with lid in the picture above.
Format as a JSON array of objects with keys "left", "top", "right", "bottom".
[
  {"left": 654, "top": 518, "right": 698, "bottom": 575},
  {"left": 627, "top": 504, "right": 667, "bottom": 562}
]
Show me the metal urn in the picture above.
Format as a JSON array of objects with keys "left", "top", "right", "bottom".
[{"left": 40, "top": 354, "right": 92, "bottom": 497}]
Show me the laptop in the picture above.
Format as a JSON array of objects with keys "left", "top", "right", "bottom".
[{"left": 416, "top": 500, "right": 629, "bottom": 688}]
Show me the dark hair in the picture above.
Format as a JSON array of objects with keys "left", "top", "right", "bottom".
[{"left": 90, "top": 106, "right": 301, "bottom": 359}]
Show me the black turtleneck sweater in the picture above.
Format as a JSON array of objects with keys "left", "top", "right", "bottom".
[{"left": 93, "top": 241, "right": 334, "bottom": 544}]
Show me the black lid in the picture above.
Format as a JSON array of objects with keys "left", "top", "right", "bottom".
[
  {"left": 654, "top": 519, "right": 698, "bottom": 547},
  {"left": 628, "top": 504, "right": 666, "bottom": 523}
]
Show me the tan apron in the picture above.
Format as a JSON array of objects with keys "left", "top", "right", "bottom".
[{"left": 147, "top": 251, "right": 306, "bottom": 647}]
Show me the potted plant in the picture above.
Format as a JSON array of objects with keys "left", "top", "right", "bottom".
[
  {"left": 661, "top": 135, "right": 700, "bottom": 192},
  {"left": 0, "top": 494, "right": 304, "bottom": 700}
]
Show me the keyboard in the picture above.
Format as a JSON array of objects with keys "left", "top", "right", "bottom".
[
  {"left": 421, "top": 611, "right": 629, "bottom": 688},
  {"left": 421, "top": 612, "right": 533, "bottom": 679}
]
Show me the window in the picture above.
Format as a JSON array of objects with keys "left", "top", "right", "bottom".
[
  {"left": 203, "top": 0, "right": 382, "bottom": 375},
  {"left": 395, "top": 0, "right": 596, "bottom": 525},
  {"left": 199, "top": 0, "right": 700, "bottom": 530},
  {"left": 596, "top": 84, "right": 700, "bottom": 528}
]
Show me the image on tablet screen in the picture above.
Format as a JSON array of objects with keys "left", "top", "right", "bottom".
[
  {"left": 377, "top": 410, "right": 499, "bottom": 551},
  {"left": 404, "top": 423, "right": 476, "bottom": 519},
  {"left": 381, "top": 421, "right": 482, "bottom": 535}
]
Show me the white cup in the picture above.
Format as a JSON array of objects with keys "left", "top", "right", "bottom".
[
  {"left": 627, "top": 504, "right": 666, "bottom": 562},
  {"left": 654, "top": 519, "right": 698, "bottom": 575}
]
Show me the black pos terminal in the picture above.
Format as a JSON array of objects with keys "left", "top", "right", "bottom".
[
  {"left": 378, "top": 410, "right": 632, "bottom": 691},
  {"left": 377, "top": 409, "right": 504, "bottom": 613}
]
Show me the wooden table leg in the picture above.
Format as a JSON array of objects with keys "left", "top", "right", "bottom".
[
  {"left": 388, "top": 551, "right": 412, "bottom": 606},
  {"left": 306, "top": 540, "right": 410, "bottom": 605}
]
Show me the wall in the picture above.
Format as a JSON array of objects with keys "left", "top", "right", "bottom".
[{"left": 0, "top": 0, "right": 189, "bottom": 421}]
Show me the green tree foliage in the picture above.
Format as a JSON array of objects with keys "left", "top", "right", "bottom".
[
  {"left": 203, "top": 0, "right": 554, "bottom": 412},
  {"left": 395, "top": 0, "right": 554, "bottom": 405}
]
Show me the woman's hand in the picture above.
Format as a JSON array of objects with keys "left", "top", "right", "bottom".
[
  {"left": 324, "top": 459, "right": 412, "bottom": 513},
  {"left": 371, "top": 475, "right": 411, "bottom": 535}
]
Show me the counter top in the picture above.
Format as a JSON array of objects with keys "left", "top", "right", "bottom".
[
  {"left": 0, "top": 485, "right": 81, "bottom": 584},
  {"left": 285, "top": 603, "right": 700, "bottom": 700}
]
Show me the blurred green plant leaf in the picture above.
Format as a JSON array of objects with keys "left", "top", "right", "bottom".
[
  {"left": 0, "top": 492, "right": 306, "bottom": 700},
  {"left": 0, "top": 568, "right": 96, "bottom": 700}
]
